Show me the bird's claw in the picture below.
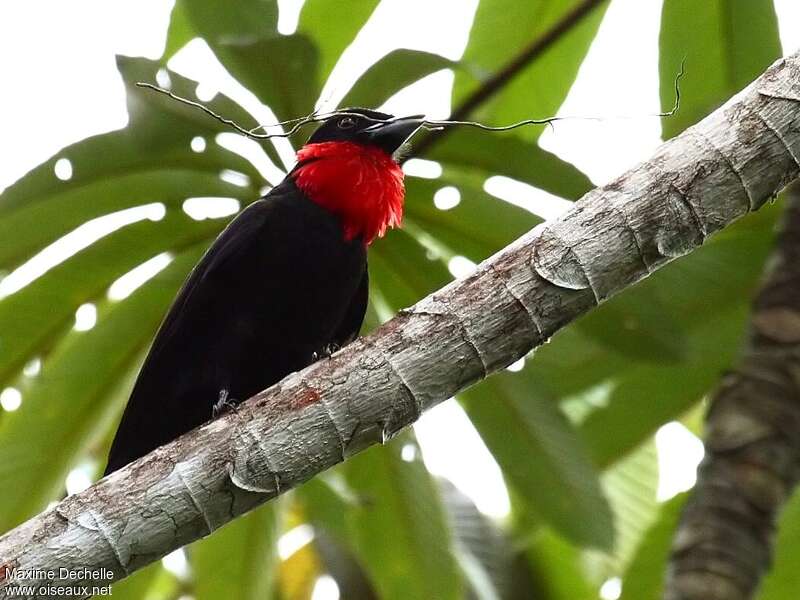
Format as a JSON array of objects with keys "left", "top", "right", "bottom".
[
  {"left": 213, "top": 389, "right": 239, "bottom": 418},
  {"left": 312, "top": 343, "right": 341, "bottom": 362}
]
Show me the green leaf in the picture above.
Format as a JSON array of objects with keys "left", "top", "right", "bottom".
[
  {"left": 297, "top": 475, "right": 386, "bottom": 598},
  {"left": 523, "top": 528, "right": 596, "bottom": 600},
  {"left": 0, "top": 56, "right": 270, "bottom": 276},
  {"left": 0, "top": 170, "right": 248, "bottom": 270},
  {"left": 370, "top": 229, "right": 451, "bottom": 310},
  {"left": 179, "top": 0, "right": 278, "bottom": 44},
  {"left": 576, "top": 283, "right": 688, "bottom": 363},
  {"left": 454, "top": 0, "right": 609, "bottom": 141},
  {"left": 619, "top": 494, "right": 686, "bottom": 600},
  {"left": 0, "top": 214, "right": 221, "bottom": 387},
  {"left": 404, "top": 175, "right": 541, "bottom": 264},
  {"left": 163, "top": 0, "right": 194, "bottom": 61},
  {"left": 586, "top": 441, "right": 659, "bottom": 581},
  {"left": 578, "top": 303, "right": 747, "bottom": 467},
  {"left": 119, "top": 56, "right": 269, "bottom": 181},
  {"left": 128, "top": 55, "right": 284, "bottom": 170},
  {"left": 110, "top": 562, "right": 170, "bottom": 600},
  {"left": 341, "top": 50, "right": 454, "bottom": 109},
  {"left": 302, "top": 472, "right": 515, "bottom": 600},
  {"left": 0, "top": 249, "right": 202, "bottom": 531},
  {"left": 526, "top": 205, "right": 779, "bottom": 466},
  {"left": 1, "top": 58, "right": 265, "bottom": 220},
  {"left": 370, "top": 171, "right": 539, "bottom": 315},
  {"left": 312, "top": 530, "right": 380, "bottom": 599},
  {"left": 0, "top": 56, "right": 289, "bottom": 392},
  {"left": 757, "top": 491, "right": 800, "bottom": 599},
  {"left": 576, "top": 206, "right": 778, "bottom": 463},
  {"left": 461, "top": 370, "right": 615, "bottom": 549},
  {"left": 659, "top": 0, "right": 782, "bottom": 139},
  {"left": 166, "top": 3, "right": 320, "bottom": 123},
  {"left": 425, "top": 129, "right": 593, "bottom": 200},
  {"left": 440, "top": 479, "right": 514, "bottom": 600},
  {"left": 296, "top": 475, "right": 353, "bottom": 543},
  {"left": 299, "top": 0, "right": 380, "bottom": 84},
  {"left": 118, "top": 55, "right": 285, "bottom": 169},
  {"left": 190, "top": 502, "right": 280, "bottom": 600},
  {"left": 214, "top": 35, "right": 320, "bottom": 122},
  {"left": 342, "top": 433, "right": 463, "bottom": 600}
]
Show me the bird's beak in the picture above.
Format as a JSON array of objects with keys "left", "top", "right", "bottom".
[{"left": 364, "top": 115, "right": 425, "bottom": 154}]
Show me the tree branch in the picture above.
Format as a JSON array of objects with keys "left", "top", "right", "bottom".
[
  {"left": 412, "top": 0, "right": 608, "bottom": 156},
  {"left": 0, "top": 50, "right": 798, "bottom": 600},
  {"left": 664, "top": 180, "right": 800, "bottom": 600}
]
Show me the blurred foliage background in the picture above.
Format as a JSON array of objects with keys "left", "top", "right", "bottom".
[{"left": 0, "top": 0, "right": 798, "bottom": 599}]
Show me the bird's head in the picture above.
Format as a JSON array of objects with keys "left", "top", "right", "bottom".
[
  {"left": 292, "top": 108, "right": 424, "bottom": 245},
  {"left": 305, "top": 108, "right": 425, "bottom": 157}
]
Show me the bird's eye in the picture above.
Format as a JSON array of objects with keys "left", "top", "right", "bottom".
[{"left": 337, "top": 116, "right": 356, "bottom": 129}]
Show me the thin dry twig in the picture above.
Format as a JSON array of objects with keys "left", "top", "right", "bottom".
[{"left": 135, "top": 61, "right": 683, "bottom": 142}]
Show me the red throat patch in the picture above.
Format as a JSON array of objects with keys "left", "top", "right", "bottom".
[{"left": 292, "top": 141, "right": 405, "bottom": 244}]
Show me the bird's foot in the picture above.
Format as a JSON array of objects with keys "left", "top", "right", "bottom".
[
  {"left": 312, "top": 343, "right": 341, "bottom": 362},
  {"left": 213, "top": 389, "right": 239, "bottom": 418}
]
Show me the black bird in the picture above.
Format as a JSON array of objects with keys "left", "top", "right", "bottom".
[{"left": 104, "top": 109, "right": 423, "bottom": 474}]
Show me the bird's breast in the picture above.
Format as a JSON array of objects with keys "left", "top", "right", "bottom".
[{"left": 293, "top": 141, "right": 405, "bottom": 244}]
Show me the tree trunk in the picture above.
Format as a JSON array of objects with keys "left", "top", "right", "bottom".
[{"left": 664, "top": 181, "right": 800, "bottom": 600}]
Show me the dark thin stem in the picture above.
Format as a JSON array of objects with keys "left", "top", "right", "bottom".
[{"left": 412, "top": 0, "right": 608, "bottom": 157}]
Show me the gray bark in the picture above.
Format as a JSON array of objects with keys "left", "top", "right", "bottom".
[
  {"left": 0, "top": 51, "right": 798, "bottom": 600},
  {"left": 664, "top": 181, "right": 800, "bottom": 600}
]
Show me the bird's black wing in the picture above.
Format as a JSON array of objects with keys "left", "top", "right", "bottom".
[
  {"left": 144, "top": 203, "right": 270, "bottom": 364},
  {"left": 331, "top": 267, "right": 368, "bottom": 348},
  {"left": 104, "top": 199, "right": 277, "bottom": 474},
  {"left": 104, "top": 183, "right": 366, "bottom": 474}
]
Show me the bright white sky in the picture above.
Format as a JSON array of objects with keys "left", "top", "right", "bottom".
[{"left": 1, "top": 0, "right": 799, "bottom": 542}]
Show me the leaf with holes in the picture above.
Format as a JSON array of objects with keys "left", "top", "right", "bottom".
[
  {"left": 0, "top": 171, "right": 248, "bottom": 270},
  {"left": 403, "top": 175, "right": 540, "bottom": 264},
  {"left": 370, "top": 228, "right": 451, "bottom": 310},
  {"left": 0, "top": 250, "right": 202, "bottom": 532},
  {"left": 0, "top": 215, "right": 221, "bottom": 387},
  {"left": 0, "top": 57, "right": 268, "bottom": 260},
  {"left": 0, "top": 56, "right": 279, "bottom": 391},
  {"left": 424, "top": 127, "right": 593, "bottom": 200}
]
